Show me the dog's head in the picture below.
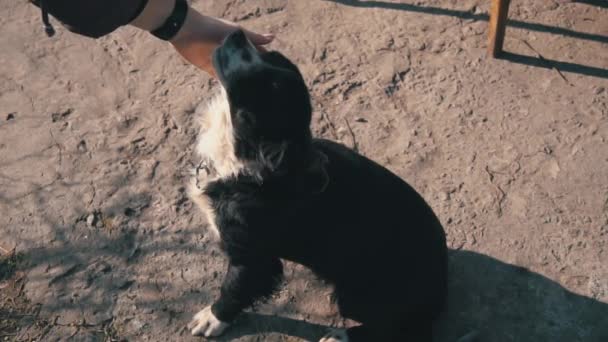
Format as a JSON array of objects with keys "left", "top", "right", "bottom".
[{"left": 212, "top": 30, "right": 314, "bottom": 173}]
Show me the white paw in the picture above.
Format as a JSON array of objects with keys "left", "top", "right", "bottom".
[
  {"left": 188, "top": 306, "right": 230, "bottom": 337},
  {"left": 319, "top": 328, "right": 349, "bottom": 342}
]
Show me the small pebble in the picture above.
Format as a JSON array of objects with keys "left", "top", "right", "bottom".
[
  {"left": 86, "top": 213, "right": 97, "bottom": 227},
  {"left": 440, "top": 192, "right": 451, "bottom": 201},
  {"left": 77, "top": 140, "right": 87, "bottom": 152}
]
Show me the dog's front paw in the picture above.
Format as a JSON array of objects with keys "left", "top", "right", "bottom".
[
  {"left": 319, "top": 329, "right": 349, "bottom": 342},
  {"left": 188, "top": 306, "right": 230, "bottom": 337}
]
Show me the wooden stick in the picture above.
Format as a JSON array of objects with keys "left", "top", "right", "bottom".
[
  {"left": 343, "top": 119, "right": 359, "bottom": 153},
  {"left": 488, "top": 0, "right": 512, "bottom": 57},
  {"left": 321, "top": 111, "right": 339, "bottom": 140}
]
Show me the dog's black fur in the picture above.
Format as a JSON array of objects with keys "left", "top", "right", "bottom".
[{"left": 202, "top": 30, "right": 447, "bottom": 341}]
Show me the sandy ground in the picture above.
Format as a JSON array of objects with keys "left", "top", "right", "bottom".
[{"left": 1, "top": 0, "right": 607, "bottom": 341}]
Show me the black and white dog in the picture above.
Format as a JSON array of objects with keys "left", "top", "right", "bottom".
[{"left": 187, "top": 30, "right": 447, "bottom": 342}]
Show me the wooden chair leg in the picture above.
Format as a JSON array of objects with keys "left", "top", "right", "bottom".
[{"left": 488, "top": 0, "right": 511, "bottom": 57}]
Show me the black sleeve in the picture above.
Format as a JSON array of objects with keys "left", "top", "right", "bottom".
[{"left": 31, "top": 0, "right": 148, "bottom": 38}]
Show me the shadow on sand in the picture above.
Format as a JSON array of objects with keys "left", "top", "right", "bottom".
[{"left": 201, "top": 250, "right": 608, "bottom": 341}]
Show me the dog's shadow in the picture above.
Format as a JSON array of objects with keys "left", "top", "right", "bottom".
[
  {"left": 436, "top": 250, "right": 608, "bottom": 341},
  {"left": 210, "top": 250, "right": 608, "bottom": 342},
  {"left": 212, "top": 312, "right": 329, "bottom": 341}
]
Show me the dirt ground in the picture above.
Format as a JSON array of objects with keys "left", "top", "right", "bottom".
[{"left": 1, "top": 0, "right": 607, "bottom": 341}]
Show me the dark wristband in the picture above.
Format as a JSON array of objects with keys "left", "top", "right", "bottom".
[{"left": 150, "top": 0, "right": 188, "bottom": 41}]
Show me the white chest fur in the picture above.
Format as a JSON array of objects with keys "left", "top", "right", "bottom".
[{"left": 188, "top": 91, "right": 244, "bottom": 238}]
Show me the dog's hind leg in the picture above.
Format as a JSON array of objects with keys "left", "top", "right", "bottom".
[
  {"left": 189, "top": 257, "right": 283, "bottom": 337},
  {"left": 331, "top": 290, "right": 434, "bottom": 342},
  {"left": 340, "top": 320, "right": 432, "bottom": 342}
]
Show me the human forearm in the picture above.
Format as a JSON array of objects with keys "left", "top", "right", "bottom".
[{"left": 31, "top": 0, "right": 273, "bottom": 74}]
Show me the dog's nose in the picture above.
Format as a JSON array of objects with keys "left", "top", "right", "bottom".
[
  {"left": 212, "top": 29, "right": 260, "bottom": 83},
  {"left": 223, "top": 29, "right": 249, "bottom": 49}
]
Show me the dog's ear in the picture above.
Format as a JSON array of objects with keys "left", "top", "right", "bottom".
[{"left": 297, "top": 150, "right": 329, "bottom": 195}]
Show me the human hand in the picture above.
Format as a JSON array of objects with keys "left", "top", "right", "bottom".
[{"left": 170, "top": 10, "right": 274, "bottom": 76}]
